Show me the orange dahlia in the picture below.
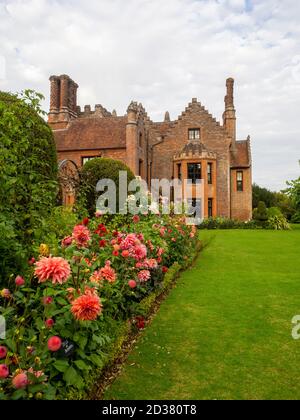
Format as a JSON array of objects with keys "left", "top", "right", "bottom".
[{"left": 71, "top": 293, "right": 102, "bottom": 321}]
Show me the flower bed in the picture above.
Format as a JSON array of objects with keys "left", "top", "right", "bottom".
[{"left": 0, "top": 214, "right": 199, "bottom": 400}]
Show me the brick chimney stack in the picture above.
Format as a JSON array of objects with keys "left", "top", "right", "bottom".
[
  {"left": 48, "top": 74, "right": 78, "bottom": 129},
  {"left": 223, "top": 77, "right": 236, "bottom": 143},
  {"left": 126, "top": 101, "right": 139, "bottom": 174}
]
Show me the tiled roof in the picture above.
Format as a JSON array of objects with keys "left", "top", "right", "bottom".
[
  {"left": 54, "top": 116, "right": 127, "bottom": 151},
  {"left": 230, "top": 139, "right": 251, "bottom": 168}
]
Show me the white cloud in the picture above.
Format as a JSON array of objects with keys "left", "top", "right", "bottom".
[{"left": 0, "top": 0, "right": 299, "bottom": 190}]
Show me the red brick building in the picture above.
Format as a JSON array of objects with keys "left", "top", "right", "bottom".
[{"left": 48, "top": 75, "right": 252, "bottom": 220}]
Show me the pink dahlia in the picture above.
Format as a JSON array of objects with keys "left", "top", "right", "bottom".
[
  {"left": 131, "top": 244, "right": 147, "bottom": 261},
  {"left": 72, "top": 224, "right": 91, "bottom": 248},
  {"left": 120, "top": 234, "right": 139, "bottom": 250},
  {"left": 128, "top": 280, "right": 137, "bottom": 289},
  {"left": 15, "top": 275, "right": 25, "bottom": 286},
  {"left": 62, "top": 236, "right": 73, "bottom": 248},
  {"left": 71, "top": 293, "right": 102, "bottom": 321},
  {"left": 48, "top": 336, "right": 62, "bottom": 352},
  {"left": 35, "top": 257, "right": 71, "bottom": 284},
  {"left": 43, "top": 296, "right": 53, "bottom": 305},
  {"left": 133, "top": 215, "right": 140, "bottom": 223},
  {"left": 0, "top": 364, "right": 9, "bottom": 379},
  {"left": 157, "top": 247, "right": 165, "bottom": 257},
  {"left": 12, "top": 372, "right": 28, "bottom": 389},
  {"left": 138, "top": 270, "right": 151, "bottom": 283},
  {"left": 0, "top": 346, "right": 7, "bottom": 359}
]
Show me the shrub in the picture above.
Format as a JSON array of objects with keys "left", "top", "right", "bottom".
[
  {"left": 199, "top": 217, "right": 257, "bottom": 230},
  {"left": 267, "top": 207, "right": 283, "bottom": 218},
  {"left": 291, "top": 212, "right": 300, "bottom": 224},
  {"left": 253, "top": 201, "right": 268, "bottom": 224},
  {"left": 78, "top": 158, "right": 135, "bottom": 216},
  {"left": 267, "top": 215, "right": 290, "bottom": 230},
  {"left": 0, "top": 90, "right": 58, "bottom": 286}
]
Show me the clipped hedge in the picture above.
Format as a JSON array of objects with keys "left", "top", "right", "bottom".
[
  {"left": 78, "top": 158, "right": 136, "bottom": 216},
  {"left": 0, "top": 90, "right": 58, "bottom": 285}
]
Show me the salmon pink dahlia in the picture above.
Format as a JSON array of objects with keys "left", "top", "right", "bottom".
[
  {"left": 128, "top": 280, "right": 137, "bottom": 289},
  {"left": 138, "top": 270, "right": 151, "bottom": 283},
  {"left": 12, "top": 372, "right": 28, "bottom": 389},
  {"left": 48, "top": 336, "right": 62, "bottom": 352},
  {"left": 35, "top": 257, "right": 71, "bottom": 284},
  {"left": 71, "top": 293, "right": 102, "bottom": 321},
  {"left": 72, "top": 224, "right": 91, "bottom": 248}
]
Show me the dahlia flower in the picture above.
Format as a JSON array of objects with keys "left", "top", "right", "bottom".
[
  {"left": 15, "top": 275, "right": 25, "bottom": 286},
  {"left": 128, "top": 280, "right": 137, "bottom": 289},
  {"left": 1, "top": 289, "right": 11, "bottom": 299},
  {"left": 0, "top": 364, "right": 9, "bottom": 379},
  {"left": 62, "top": 236, "right": 73, "bottom": 248},
  {"left": 138, "top": 270, "right": 151, "bottom": 283},
  {"left": 71, "top": 293, "right": 102, "bottom": 321},
  {"left": 35, "top": 256, "right": 71, "bottom": 284},
  {"left": 91, "top": 261, "right": 117, "bottom": 284},
  {"left": 120, "top": 234, "right": 139, "bottom": 250},
  {"left": 72, "top": 224, "right": 91, "bottom": 248},
  {"left": 0, "top": 346, "right": 7, "bottom": 359},
  {"left": 12, "top": 372, "right": 28, "bottom": 389},
  {"left": 47, "top": 336, "right": 62, "bottom": 352},
  {"left": 133, "top": 244, "right": 147, "bottom": 261}
]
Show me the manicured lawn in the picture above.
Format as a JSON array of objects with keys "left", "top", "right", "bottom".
[{"left": 104, "top": 227, "right": 300, "bottom": 400}]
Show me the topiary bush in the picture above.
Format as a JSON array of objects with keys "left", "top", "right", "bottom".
[
  {"left": 253, "top": 201, "right": 268, "bottom": 226},
  {"left": 0, "top": 90, "right": 58, "bottom": 285},
  {"left": 78, "top": 158, "right": 136, "bottom": 216}
]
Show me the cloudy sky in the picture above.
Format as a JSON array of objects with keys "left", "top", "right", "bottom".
[{"left": 0, "top": 0, "right": 299, "bottom": 191}]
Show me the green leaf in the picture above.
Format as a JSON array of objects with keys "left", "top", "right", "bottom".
[
  {"left": 74, "top": 360, "right": 90, "bottom": 371},
  {"left": 63, "top": 366, "right": 84, "bottom": 389},
  {"left": 56, "top": 297, "right": 68, "bottom": 306},
  {"left": 78, "top": 336, "right": 88, "bottom": 350},
  {"left": 53, "top": 360, "right": 70, "bottom": 373},
  {"left": 88, "top": 354, "right": 104, "bottom": 368}
]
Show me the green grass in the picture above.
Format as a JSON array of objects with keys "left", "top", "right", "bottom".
[{"left": 104, "top": 228, "right": 300, "bottom": 400}]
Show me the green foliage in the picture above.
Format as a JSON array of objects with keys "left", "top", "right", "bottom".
[
  {"left": 267, "top": 215, "right": 290, "bottom": 231},
  {"left": 284, "top": 166, "right": 300, "bottom": 213},
  {"left": 0, "top": 90, "right": 58, "bottom": 286},
  {"left": 291, "top": 211, "right": 300, "bottom": 224},
  {"left": 252, "top": 183, "right": 277, "bottom": 209},
  {"left": 267, "top": 207, "right": 283, "bottom": 218},
  {"left": 253, "top": 201, "right": 268, "bottom": 223},
  {"left": 199, "top": 217, "right": 257, "bottom": 230},
  {"left": 33, "top": 207, "right": 79, "bottom": 255},
  {"left": 78, "top": 158, "right": 135, "bottom": 216},
  {"left": 252, "top": 184, "right": 295, "bottom": 220}
]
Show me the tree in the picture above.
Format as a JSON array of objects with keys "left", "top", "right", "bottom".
[
  {"left": 252, "top": 183, "right": 277, "bottom": 209},
  {"left": 0, "top": 90, "right": 58, "bottom": 284},
  {"left": 285, "top": 163, "right": 300, "bottom": 223}
]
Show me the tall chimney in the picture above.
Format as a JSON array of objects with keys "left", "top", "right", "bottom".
[
  {"left": 48, "top": 74, "right": 78, "bottom": 127},
  {"left": 223, "top": 77, "right": 236, "bottom": 142}
]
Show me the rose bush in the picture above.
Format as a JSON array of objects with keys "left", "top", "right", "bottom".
[{"left": 0, "top": 213, "right": 198, "bottom": 400}]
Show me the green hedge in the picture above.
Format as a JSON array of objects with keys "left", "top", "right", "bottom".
[{"left": 78, "top": 158, "right": 136, "bottom": 216}]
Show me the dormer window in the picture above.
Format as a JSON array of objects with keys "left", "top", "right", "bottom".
[{"left": 188, "top": 128, "right": 200, "bottom": 141}]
